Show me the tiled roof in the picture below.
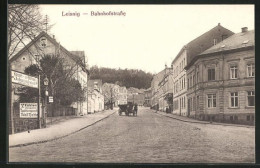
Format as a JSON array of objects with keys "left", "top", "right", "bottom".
[
  {"left": 9, "top": 31, "right": 89, "bottom": 74},
  {"left": 199, "top": 30, "right": 254, "bottom": 55},
  {"left": 172, "top": 24, "right": 234, "bottom": 65}
]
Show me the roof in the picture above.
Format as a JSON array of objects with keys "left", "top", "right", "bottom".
[
  {"left": 185, "top": 30, "right": 254, "bottom": 70},
  {"left": 199, "top": 30, "right": 254, "bottom": 55},
  {"left": 152, "top": 68, "right": 171, "bottom": 85},
  {"left": 9, "top": 31, "right": 89, "bottom": 74},
  {"left": 172, "top": 24, "right": 234, "bottom": 65},
  {"left": 70, "top": 51, "right": 86, "bottom": 66}
]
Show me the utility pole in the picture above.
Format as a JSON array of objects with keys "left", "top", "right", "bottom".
[
  {"left": 38, "top": 74, "right": 41, "bottom": 129},
  {"left": 43, "top": 15, "right": 49, "bottom": 33},
  {"left": 9, "top": 65, "right": 14, "bottom": 134}
]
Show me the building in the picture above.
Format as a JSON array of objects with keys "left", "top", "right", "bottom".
[
  {"left": 102, "top": 83, "right": 120, "bottom": 109},
  {"left": 127, "top": 87, "right": 145, "bottom": 106},
  {"left": 144, "top": 88, "right": 152, "bottom": 107},
  {"left": 87, "top": 80, "right": 104, "bottom": 113},
  {"left": 158, "top": 65, "right": 173, "bottom": 112},
  {"left": 117, "top": 86, "right": 128, "bottom": 105},
  {"left": 172, "top": 24, "right": 234, "bottom": 116},
  {"left": 185, "top": 27, "right": 254, "bottom": 125},
  {"left": 9, "top": 31, "right": 89, "bottom": 133},
  {"left": 150, "top": 67, "right": 172, "bottom": 110}
]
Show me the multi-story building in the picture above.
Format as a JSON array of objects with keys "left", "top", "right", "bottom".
[
  {"left": 158, "top": 66, "right": 173, "bottom": 112},
  {"left": 185, "top": 27, "right": 254, "bottom": 125},
  {"left": 87, "top": 79, "right": 104, "bottom": 113},
  {"left": 117, "top": 86, "right": 128, "bottom": 105},
  {"left": 172, "top": 24, "right": 234, "bottom": 116},
  {"left": 102, "top": 83, "right": 120, "bottom": 108},
  {"left": 144, "top": 88, "right": 152, "bottom": 107},
  {"left": 150, "top": 67, "right": 172, "bottom": 110},
  {"left": 9, "top": 31, "right": 89, "bottom": 132}
]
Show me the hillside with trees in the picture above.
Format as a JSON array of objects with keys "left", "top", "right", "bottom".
[{"left": 89, "top": 66, "right": 153, "bottom": 89}]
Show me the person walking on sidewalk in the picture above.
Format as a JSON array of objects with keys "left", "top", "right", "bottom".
[{"left": 134, "top": 104, "right": 138, "bottom": 116}]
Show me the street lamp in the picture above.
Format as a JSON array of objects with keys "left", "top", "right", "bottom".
[{"left": 43, "top": 76, "right": 49, "bottom": 127}]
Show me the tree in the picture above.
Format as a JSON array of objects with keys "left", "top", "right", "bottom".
[
  {"left": 18, "top": 55, "right": 86, "bottom": 107},
  {"left": 8, "top": 4, "right": 45, "bottom": 58}
]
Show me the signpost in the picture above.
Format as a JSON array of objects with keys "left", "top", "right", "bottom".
[
  {"left": 11, "top": 70, "right": 41, "bottom": 130},
  {"left": 11, "top": 70, "right": 38, "bottom": 88},
  {"left": 48, "top": 96, "right": 53, "bottom": 103},
  {"left": 20, "top": 103, "right": 38, "bottom": 118}
]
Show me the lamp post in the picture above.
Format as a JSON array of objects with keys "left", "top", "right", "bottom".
[{"left": 43, "top": 76, "right": 49, "bottom": 127}]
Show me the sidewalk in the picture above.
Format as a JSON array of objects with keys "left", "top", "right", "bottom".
[
  {"left": 9, "top": 109, "right": 116, "bottom": 148},
  {"left": 154, "top": 110, "right": 254, "bottom": 128}
]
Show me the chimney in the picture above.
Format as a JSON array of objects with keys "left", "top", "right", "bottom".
[
  {"left": 242, "top": 27, "right": 248, "bottom": 33},
  {"left": 53, "top": 35, "right": 55, "bottom": 39}
]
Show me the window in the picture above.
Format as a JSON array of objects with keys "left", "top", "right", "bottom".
[
  {"left": 197, "top": 96, "right": 199, "bottom": 110},
  {"left": 230, "top": 65, "right": 238, "bottom": 79},
  {"left": 230, "top": 92, "right": 238, "bottom": 107},
  {"left": 40, "top": 37, "right": 47, "bottom": 47},
  {"left": 193, "top": 75, "right": 195, "bottom": 85},
  {"left": 193, "top": 96, "right": 196, "bottom": 110},
  {"left": 208, "top": 68, "right": 215, "bottom": 81},
  {"left": 184, "top": 96, "right": 185, "bottom": 108},
  {"left": 191, "top": 97, "right": 193, "bottom": 111},
  {"left": 213, "top": 38, "right": 218, "bottom": 45},
  {"left": 247, "top": 115, "right": 250, "bottom": 121},
  {"left": 208, "top": 94, "right": 216, "bottom": 108},
  {"left": 247, "top": 64, "right": 255, "bottom": 77},
  {"left": 247, "top": 91, "right": 255, "bottom": 107},
  {"left": 187, "top": 78, "right": 189, "bottom": 88},
  {"left": 184, "top": 77, "right": 185, "bottom": 89},
  {"left": 181, "top": 97, "right": 183, "bottom": 109},
  {"left": 197, "top": 71, "right": 199, "bottom": 83},
  {"left": 230, "top": 116, "right": 233, "bottom": 121},
  {"left": 234, "top": 116, "right": 238, "bottom": 121}
]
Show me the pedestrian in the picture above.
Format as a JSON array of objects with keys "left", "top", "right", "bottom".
[{"left": 134, "top": 104, "right": 138, "bottom": 116}]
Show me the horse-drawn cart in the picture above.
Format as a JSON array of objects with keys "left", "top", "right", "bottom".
[{"left": 118, "top": 102, "right": 137, "bottom": 116}]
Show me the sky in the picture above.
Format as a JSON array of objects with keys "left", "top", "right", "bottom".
[{"left": 39, "top": 5, "right": 254, "bottom": 74}]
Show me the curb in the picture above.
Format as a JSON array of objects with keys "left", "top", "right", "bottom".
[
  {"left": 155, "top": 111, "right": 254, "bottom": 128},
  {"left": 9, "top": 111, "right": 116, "bottom": 148}
]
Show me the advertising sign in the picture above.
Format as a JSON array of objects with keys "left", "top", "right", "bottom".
[
  {"left": 11, "top": 71, "right": 38, "bottom": 88},
  {"left": 20, "top": 103, "right": 38, "bottom": 118},
  {"left": 48, "top": 96, "right": 53, "bottom": 103}
]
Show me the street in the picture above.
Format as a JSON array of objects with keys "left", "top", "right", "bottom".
[{"left": 9, "top": 107, "right": 254, "bottom": 163}]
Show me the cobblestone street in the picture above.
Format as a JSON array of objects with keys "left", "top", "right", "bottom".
[{"left": 9, "top": 107, "right": 254, "bottom": 163}]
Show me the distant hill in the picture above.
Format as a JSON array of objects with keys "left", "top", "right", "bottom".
[{"left": 89, "top": 66, "right": 153, "bottom": 89}]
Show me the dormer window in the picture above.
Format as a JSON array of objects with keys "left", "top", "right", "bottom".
[
  {"left": 40, "top": 37, "right": 47, "bottom": 47},
  {"left": 213, "top": 39, "right": 217, "bottom": 45},
  {"left": 242, "top": 40, "right": 249, "bottom": 44}
]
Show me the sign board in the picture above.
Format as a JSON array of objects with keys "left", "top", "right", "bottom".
[
  {"left": 20, "top": 103, "right": 38, "bottom": 118},
  {"left": 48, "top": 96, "right": 53, "bottom": 103},
  {"left": 11, "top": 71, "right": 38, "bottom": 88}
]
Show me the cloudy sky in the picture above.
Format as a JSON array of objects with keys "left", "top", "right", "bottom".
[{"left": 39, "top": 5, "right": 254, "bottom": 74}]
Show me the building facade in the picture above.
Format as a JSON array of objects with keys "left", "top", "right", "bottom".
[
  {"left": 117, "top": 86, "right": 128, "bottom": 105},
  {"left": 9, "top": 31, "right": 89, "bottom": 133},
  {"left": 185, "top": 28, "right": 255, "bottom": 125},
  {"left": 150, "top": 67, "right": 172, "bottom": 110},
  {"left": 144, "top": 88, "right": 152, "bottom": 107},
  {"left": 87, "top": 80, "right": 104, "bottom": 113},
  {"left": 172, "top": 24, "right": 234, "bottom": 116},
  {"left": 158, "top": 66, "right": 173, "bottom": 112}
]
